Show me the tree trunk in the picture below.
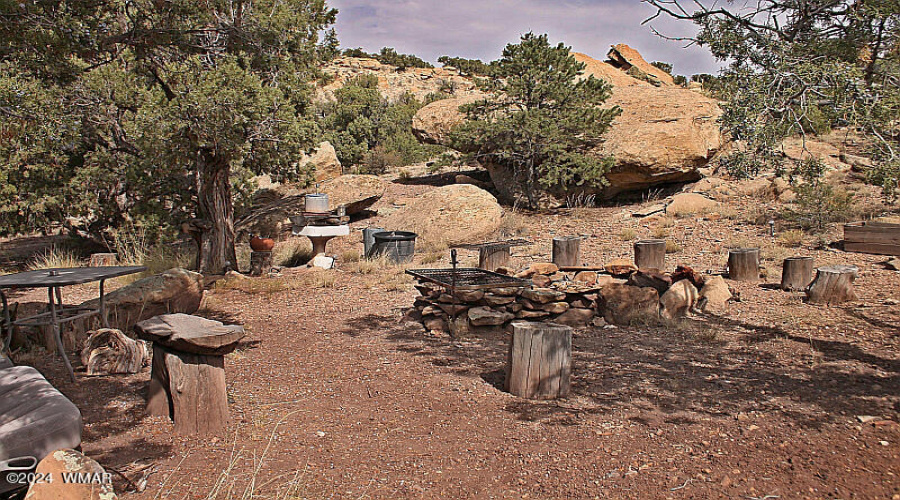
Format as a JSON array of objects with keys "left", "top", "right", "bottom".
[
  {"left": 781, "top": 256, "right": 814, "bottom": 291},
  {"left": 196, "top": 153, "right": 237, "bottom": 275},
  {"left": 634, "top": 239, "right": 666, "bottom": 271},
  {"left": 552, "top": 236, "right": 581, "bottom": 267},
  {"left": 807, "top": 265, "right": 858, "bottom": 304},
  {"left": 728, "top": 248, "right": 760, "bottom": 282},
  {"left": 506, "top": 322, "right": 572, "bottom": 400},
  {"left": 479, "top": 246, "right": 510, "bottom": 272}
]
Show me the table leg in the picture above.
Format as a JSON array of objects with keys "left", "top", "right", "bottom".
[
  {"left": 99, "top": 279, "right": 109, "bottom": 328},
  {"left": 48, "top": 287, "right": 75, "bottom": 381},
  {"left": 1, "top": 290, "right": 10, "bottom": 353}
]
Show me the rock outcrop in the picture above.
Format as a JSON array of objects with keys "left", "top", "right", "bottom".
[
  {"left": 303, "top": 141, "right": 343, "bottom": 182},
  {"left": 25, "top": 449, "right": 117, "bottom": 500},
  {"left": 411, "top": 46, "right": 723, "bottom": 205},
  {"left": 380, "top": 184, "right": 502, "bottom": 247}
]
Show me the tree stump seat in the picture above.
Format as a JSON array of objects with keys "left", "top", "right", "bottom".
[{"left": 135, "top": 313, "right": 245, "bottom": 435}]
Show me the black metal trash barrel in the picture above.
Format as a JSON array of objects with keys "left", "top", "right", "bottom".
[{"left": 371, "top": 231, "right": 417, "bottom": 263}]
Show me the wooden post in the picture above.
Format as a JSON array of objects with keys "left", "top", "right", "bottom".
[
  {"left": 147, "top": 343, "right": 228, "bottom": 435},
  {"left": 781, "top": 256, "right": 815, "bottom": 291},
  {"left": 633, "top": 239, "right": 666, "bottom": 271},
  {"left": 249, "top": 251, "right": 274, "bottom": 276},
  {"left": 89, "top": 253, "right": 118, "bottom": 267},
  {"left": 807, "top": 265, "right": 858, "bottom": 304},
  {"left": 478, "top": 246, "right": 510, "bottom": 272},
  {"left": 552, "top": 237, "right": 581, "bottom": 268},
  {"left": 506, "top": 322, "right": 572, "bottom": 400},
  {"left": 728, "top": 248, "right": 760, "bottom": 282}
]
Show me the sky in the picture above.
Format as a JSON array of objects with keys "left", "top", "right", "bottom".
[{"left": 328, "top": 0, "right": 723, "bottom": 77}]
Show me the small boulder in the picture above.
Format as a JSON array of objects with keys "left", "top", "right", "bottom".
[
  {"left": 25, "top": 449, "right": 117, "bottom": 500},
  {"left": 541, "top": 302, "right": 570, "bottom": 314},
  {"left": 490, "top": 287, "right": 524, "bottom": 296},
  {"left": 521, "top": 288, "right": 567, "bottom": 304},
  {"left": 454, "top": 290, "right": 484, "bottom": 302},
  {"left": 532, "top": 275, "right": 552, "bottom": 288},
  {"left": 666, "top": 193, "right": 718, "bottom": 216},
  {"left": 516, "top": 309, "right": 550, "bottom": 319},
  {"left": 424, "top": 316, "right": 449, "bottom": 333},
  {"left": 468, "top": 307, "right": 514, "bottom": 326},
  {"left": 484, "top": 294, "right": 516, "bottom": 306},
  {"left": 699, "top": 275, "right": 732, "bottom": 312},
  {"left": 605, "top": 259, "right": 638, "bottom": 277},
  {"left": 574, "top": 271, "right": 598, "bottom": 285},
  {"left": 660, "top": 280, "right": 699, "bottom": 319},
  {"left": 598, "top": 284, "right": 659, "bottom": 325},
  {"left": 437, "top": 303, "right": 470, "bottom": 316},
  {"left": 516, "top": 262, "right": 559, "bottom": 278},
  {"left": 302, "top": 141, "right": 343, "bottom": 182},
  {"left": 554, "top": 308, "right": 596, "bottom": 327}
]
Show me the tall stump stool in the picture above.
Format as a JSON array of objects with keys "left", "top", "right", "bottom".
[
  {"left": 781, "top": 256, "right": 815, "bottom": 291},
  {"left": 135, "top": 313, "right": 245, "bottom": 435},
  {"left": 507, "top": 322, "right": 572, "bottom": 400},
  {"left": 728, "top": 248, "right": 760, "bottom": 282},
  {"left": 807, "top": 265, "right": 859, "bottom": 304},
  {"left": 634, "top": 239, "right": 666, "bottom": 271}
]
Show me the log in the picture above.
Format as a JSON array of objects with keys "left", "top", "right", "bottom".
[
  {"left": 478, "top": 246, "right": 510, "bottom": 272},
  {"left": 249, "top": 251, "right": 274, "bottom": 277},
  {"left": 552, "top": 237, "right": 581, "bottom": 267},
  {"left": 80, "top": 328, "right": 148, "bottom": 375},
  {"left": 506, "top": 322, "right": 572, "bottom": 400},
  {"left": 89, "top": 253, "right": 118, "bottom": 267},
  {"left": 633, "top": 239, "right": 666, "bottom": 271},
  {"left": 781, "top": 256, "right": 815, "bottom": 291},
  {"left": 146, "top": 343, "right": 228, "bottom": 435},
  {"left": 728, "top": 248, "right": 760, "bottom": 282},
  {"left": 806, "top": 265, "right": 858, "bottom": 304}
]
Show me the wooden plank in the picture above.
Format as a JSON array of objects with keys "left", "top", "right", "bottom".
[
  {"left": 843, "top": 230, "right": 900, "bottom": 245},
  {"left": 844, "top": 242, "right": 900, "bottom": 256}
]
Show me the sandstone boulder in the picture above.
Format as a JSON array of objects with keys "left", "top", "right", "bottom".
[
  {"left": 80, "top": 268, "right": 203, "bottom": 333},
  {"left": 25, "top": 449, "right": 117, "bottom": 500},
  {"left": 660, "top": 280, "right": 699, "bottom": 319},
  {"left": 554, "top": 307, "right": 596, "bottom": 328},
  {"left": 605, "top": 259, "right": 638, "bottom": 276},
  {"left": 320, "top": 174, "right": 386, "bottom": 214},
  {"left": 302, "top": 141, "right": 342, "bottom": 182},
  {"left": 627, "top": 269, "right": 671, "bottom": 295},
  {"left": 598, "top": 284, "right": 659, "bottom": 325},
  {"left": 521, "top": 288, "right": 567, "bottom": 304},
  {"left": 541, "top": 302, "right": 570, "bottom": 314},
  {"left": 699, "top": 275, "right": 732, "bottom": 312},
  {"left": 412, "top": 93, "right": 484, "bottom": 144},
  {"left": 606, "top": 44, "right": 676, "bottom": 86},
  {"left": 666, "top": 193, "right": 718, "bottom": 216},
  {"left": 468, "top": 307, "right": 513, "bottom": 326},
  {"left": 380, "top": 184, "right": 502, "bottom": 247}
]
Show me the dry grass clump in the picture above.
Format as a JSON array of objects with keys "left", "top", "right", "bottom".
[
  {"left": 777, "top": 229, "right": 805, "bottom": 247},
  {"left": 341, "top": 249, "right": 362, "bottom": 263},
  {"left": 419, "top": 251, "right": 443, "bottom": 265},
  {"left": 665, "top": 240, "right": 682, "bottom": 254},
  {"left": 618, "top": 228, "right": 638, "bottom": 241},
  {"left": 273, "top": 239, "right": 313, "bottom": 267},
  {"left": 496, "top": 209, "right": 529, "bottom": 239},
  {"left": 27, "top": 247, "right": 82, "bottom": 270},
  {"left": 651, "top": 226, "right": 670, "bottom": 239}
]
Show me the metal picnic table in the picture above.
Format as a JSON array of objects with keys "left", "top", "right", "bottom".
[{"left": 0, "top": 266, "right": 146, "bottom": 381}]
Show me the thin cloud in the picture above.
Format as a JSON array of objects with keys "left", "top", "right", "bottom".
[{"left": 329, "top": 0, "right": 722, "bottom": 76}]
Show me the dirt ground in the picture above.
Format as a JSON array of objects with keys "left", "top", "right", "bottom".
[{"left": 3, "top": 175, "right": 900, "bottom": 499}]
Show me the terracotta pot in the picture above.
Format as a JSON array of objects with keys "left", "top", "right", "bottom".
[{"left": 250, "top": 236, "right": 275, "bottom": 252}]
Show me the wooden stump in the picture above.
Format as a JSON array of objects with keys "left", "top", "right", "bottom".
[
  {"left": 728, "top": 248, "right": 760, "bottom": 282},
  {"left": 80, "top": 328, "right": 148, "bottom": 375},
  {"left": 249, "top": 251, "right": 274, "bottom": 276},
  {"left": 807, "top": 265, "right": 858, "bottom": 304},
  {"left": 781, "top": 256, "right": 815, "bottom": 291},
  {"left": 89, "top": 253, "right": 118, "bottom": 267},
  {"left": 146, "top": 343, "right": 227, "bottom": 435},
  {"left": 506, "top": 322, "right": 572, "bottom": 400},
  {"left": 633, "top": 239, "right": 666, "bottom": 271},
  {"left": 478, "top": 246, "right": 510, "bottom": 272},
  {"left": 136, "top": 314, "right": 245, "bottom": 436},
  {"left": 552, "top": 237, "right": 581, "bottom": 268}
]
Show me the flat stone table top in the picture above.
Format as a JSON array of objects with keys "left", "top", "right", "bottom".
[
  {"left": 135, "top": 313, "right": 245, "bottom": 355},
  {"left": 292, "top": 225, "right": 350, "bottom": 237}
]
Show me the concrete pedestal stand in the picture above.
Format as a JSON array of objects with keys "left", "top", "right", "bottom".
[{"left": 293, "top": 225, "right": 349, "bottom": 269}]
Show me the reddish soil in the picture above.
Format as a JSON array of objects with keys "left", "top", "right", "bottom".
[{"left": 4, "top": 177, "right": 900, "bottom": 499}]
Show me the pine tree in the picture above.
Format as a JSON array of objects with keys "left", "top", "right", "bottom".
[{"left": 449, "top": 33, "right": 621, "bottom": 208}]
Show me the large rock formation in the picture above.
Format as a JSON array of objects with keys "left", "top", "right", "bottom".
[
  {"left": 303, "top": 141, "right": 343, "bottom": 182},
  {"left": 411, "top": 46, "right": 723, "bottom": 205},
  {"left": 380, "top": 184, "right": 502, "bottom": 247}
]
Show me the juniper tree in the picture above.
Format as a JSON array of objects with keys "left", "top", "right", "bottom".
[
  {"left": 0, "top": 0, "right": 337, "bottom": 272},
  {"left": 449, "top": 33, "right": 621, "bottom": 208}
]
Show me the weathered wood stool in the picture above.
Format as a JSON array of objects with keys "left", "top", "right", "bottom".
[{"left": 135, "top": 313, "right": 244, "bottom": 435}]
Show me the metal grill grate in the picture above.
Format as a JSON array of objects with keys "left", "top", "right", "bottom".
[{"left": 406, "top": 268, "right": 530, "bottom": 290}]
